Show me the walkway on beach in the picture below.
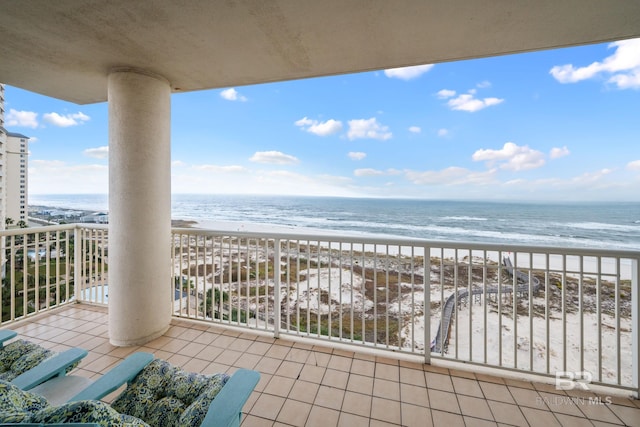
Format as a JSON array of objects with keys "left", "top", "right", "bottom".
[{"left": 431, "top": 257, "right": 541, "bottom": 354}]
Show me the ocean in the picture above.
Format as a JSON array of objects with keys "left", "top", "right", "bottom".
[{"left": 29, "top": 194, "right": 640, "bottom": 251}]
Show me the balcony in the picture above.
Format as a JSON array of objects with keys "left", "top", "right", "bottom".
[{"left": 1, "top": 224, "right": 639, "bottom": 426}]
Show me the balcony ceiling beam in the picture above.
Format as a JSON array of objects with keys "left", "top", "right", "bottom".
[{"left": 0, "top": 0, "right": 639, "bottom": 104}]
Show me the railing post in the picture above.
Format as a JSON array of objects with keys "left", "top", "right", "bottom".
[
  {"left": 274, "top": 238, "right": 281, "bottom": 339},
  {"left": 632, "top": 257, "right": 639, "bottom": 399},
  {"left": 424, "top": 246, "right": 431, "bottom": 364},
  {"left": 73, "top": 226, "right": 82, "bottom": 302}
]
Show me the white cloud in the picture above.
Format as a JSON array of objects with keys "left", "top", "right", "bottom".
[
  {"left": 446, "top": 93, "right": 504, "bottom": 112},
  {"left": 193, "top": 164, "right": 247, "bottom": 173},
  {"left": 570, "top": 168, "right": 612, "bottom": 184},
  {"left": 405, "top": 167, "right": 497, "bottom": 186},
  {"left": 354, "top": 168, "right": 401, "bottom": 177},
  {"left": 472, "top": 142, "right": 545, "bottom": 171},
  {"left": 347, "top": 118, "right": 392, "bottom": 141},
  {"left": 28, "top": 136, "right": 38, "bottom": 143},
  {"left": 477, "top": 81, "right": 492, "bottom": 88},
  {"left": 354, "top": 168, "right": 386, "bottom": 177},
  {"left": 43, "top": 112, "right": 90, "bottom": 127},
  {"left": 172, "top": 160, "right": 187, "bottom": 167},
  {"left": 384, "top": 64, "right": 434, "bottom": 80},
  {"left": 348, "top": 152, "right": 366, "bottom": 160},
  {"left": 249, "top": 151, "right": 299, "bottom": 165},
  {"left": 295, "top": 117, "right": 343, "bottom": 136},
  {"left": 83, "top": 146, "right": 109, "bottom": 159},
  {"left": 220, "top": 88, "right": 247, "bottom": 101},
  {"left": 627, "top": 160, "right": 640, "bottom": 171},
  {"left": 549, "top": 146, "right": 570, "bottom": 159},
  {"left": 29, "top": 160, "right": 108, "bottom": 194},
  {"left": 437, "top": 128, "right": 449, "bottom": 137},
  {"left": 550, "top": 38, "right": 640, "bottom": 89},
  {"left": 408, "top": 126, "right": 421, "bottom": 134},
  {"left": 437, "top": 89, "right": 456, "bottom": 99},
  {"left": 6, "top": 109, "right": 38, "bottom": 128}
]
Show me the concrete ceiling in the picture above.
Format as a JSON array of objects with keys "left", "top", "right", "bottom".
[{"left": 1, "top": 0, "right": 639, "bottom": 105}]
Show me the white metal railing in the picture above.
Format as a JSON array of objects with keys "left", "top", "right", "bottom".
[
  {"left": 172, "top": 228, "right": 639, "bottom": 396},
  {"left": 1, "top": 225, "right": 637, "bottom": 395},
  {"left": 0, "top": 224, "right": 109, "bottom": 323}
]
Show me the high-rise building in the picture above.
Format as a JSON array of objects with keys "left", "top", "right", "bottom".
[
  {"left": 0, "top": 84, "right": 30, "bottom": 229},
  {"left": 1, "top": 83, "right": 7, "bottom": 230}
]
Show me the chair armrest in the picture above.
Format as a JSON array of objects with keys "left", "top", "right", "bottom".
[
  {"left": 11, "top": 348, "right": 88, "bottom": 390},
  {"left": 68, "top": 352, "right": 154, "bottom": 402},
  {"left": 201, "top": 369, "right": 260, "bottom": 427},
  {"left": 0, "top": 329, "right": 17, "bottom": 348}
]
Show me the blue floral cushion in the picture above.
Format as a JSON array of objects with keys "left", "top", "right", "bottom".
[
  {"left": 111, "top": 359, "right": 229, "bottom": 427},
  {"left": 0, "top": 380, "right": 148, "bottom": 426},
  {"left": 0, "top": 340, "right": 54, "bottom": 381}
]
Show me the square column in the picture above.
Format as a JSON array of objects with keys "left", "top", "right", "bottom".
[{"left": 107, "top": 69, "right": 172, "bottom": 346}]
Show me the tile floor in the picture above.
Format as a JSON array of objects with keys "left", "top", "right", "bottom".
[{"left": 5, "top": 304, "right": 640, "bottom": 426}]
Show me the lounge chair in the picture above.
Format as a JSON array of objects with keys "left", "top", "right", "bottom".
[
  {"left": 0, "top": 330, "right": 87, "bottom": 390},
  {"left": 0, "top": 353, "right": 260, "bottom": 427}
]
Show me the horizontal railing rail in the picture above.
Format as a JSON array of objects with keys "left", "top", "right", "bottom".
[{"left": 2, "top": 224, "right": 637, "bottom": 396}]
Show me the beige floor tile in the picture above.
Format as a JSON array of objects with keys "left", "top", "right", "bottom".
[
  {"left": 321, "top": 369, "right": 349, "bottom": 389},
  {"left": 553, "top": 413, "right": 596, "bottom": 427},
  {"left": 265, "top": 343, "right": 291, "bottom": 359},
  {"left": 479, "top": 381, "right": 516, "bottom": 404},
  {"left": 235, "top": 352, "right": 262, "bottom": 370},
  {"left": 576, "top": 400, "right": 623, "bottom": 424},
  {"left": 487, "top": 400, "right": 529, "bottom": 427},
  {"left": 370, "top": 397, "right": 401, "bottom": 425},
  {"left": 298, "top": 364, "right": 325, "bottom": 384},
  {"left": 215, "top": 348, "right": 243, "bottom": 365},
  {"left": 350, "top": 358, "right": 375, "bottom": 377},
  {"left": 195, "top": 343, "right": 223, "bottom": 361},
  {"left": 462, "top": 416, "right": 499, "bottom": 426},
  {"left": 451, "top": 376, "right": 484, "bottom": 398},
  {"left": 286, "top": 348, "right": 311, "bottom": 363},
  {"left": 251, "top": 393, "right": 286, "bottom": 421},
  {"left": 245, "top": 341, "right": 272, "bottom": 356},
  {"left": 289, "top": 380, "right": 319, "bottom": 404},
  {"left": 508, "top": 385, "right": 543, "bottom": 408},
  {"left": 607, "top": 403, "right": 640, "bottom": 426},
  {"left": 373, "top": 377, "right": 400, "bottom": 400},
  {"left": 401, "top": 382, "right": 430, "bottom": 407},
  {"left": 428, "top": 389, "right": 461, "bottom": 414},
  {"left": 275, "top": 399, "right": 311, "bottom": 426},
  {"left": 177, "top": 341, "right": 206, "bottom": 357},
  {"left": 425, "top": 371, "right": 455, "bottom": 392},
  {"left": 327, "top": 354, "right": 352, "bottom": 372},
  {"left": 239, "top": 414, "right": 273, "bottom": 426},
  {"left": 228, "top": 338, "right": 254, "bottom": 352},
  {"left": 538, "top": 392, "right": 585, "bottom": 417},
  {"left": 314, "top": 385, "right": 345, "bottom": 410},
  {"left": 375, "top": 361, "right": 400, "bottom": 381},
  {"left": 457, "top": 394, "right": 494, "bottom": 420},
  {"left": 401, "top": 402, "right": 433, "bottom": 427},
  {"left": 275, "top": 360, "right": 303, "bottom": 379},
  {"left": 342, "top": 390, "right": 372, "bottom": 417},
  {"left": 305, "top": 406, "right": 339, "bottom": 427},
  {"left": 337, "top": 412, "right": 369, "bottom": 427},
  {"left": 346, "top": 373, "right": 374, "bottom": 395},
  {"left": 182, "top": 357, "right": 210, "bottom": 373},
  {"left": 264, "top": 375, "right": 295, "bottom": 398},
  {"left": 431, "top": 409, "right": 465, "bottom": 427},
  {"left": 520, "top": 406, "right": 563, "bottom": 427},
  {"left": 400, "top": 366, "right": 427, "bottom": 387},
  {"left": 254, "top": 356, "right": 282, "bottom": 375}
]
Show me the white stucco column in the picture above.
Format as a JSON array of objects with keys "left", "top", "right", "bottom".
[{"left": 108, "top": 69, "right": 171, "bottom": 346}]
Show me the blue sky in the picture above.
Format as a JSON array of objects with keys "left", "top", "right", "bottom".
[{"left": 5, "top": 38, "right": 640, "bottom": 201}]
